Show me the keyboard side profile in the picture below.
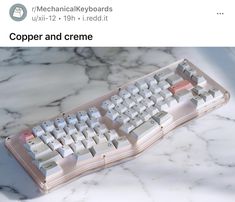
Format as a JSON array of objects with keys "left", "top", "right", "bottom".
[{"left": 5, "top": 59, "right": 230, "bottom": 192}]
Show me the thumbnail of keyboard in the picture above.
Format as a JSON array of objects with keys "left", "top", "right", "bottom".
[{"left": 5, "top": 59, "right": 230, "bottom": 192}]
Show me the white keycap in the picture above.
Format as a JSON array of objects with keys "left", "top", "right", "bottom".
[
  {"left": 82, "top": 128, "right": 96, "bottom": 138},
  {"left": 166, "top": 74, "right": 183, "bottom": 85},
  {"left": 150, "top": 93, "right": 164, "bottom": 103},
  {"left": 75, "top": 149, "right": 93, "bottom": 162},
  {"left": 132, "top": 103, "right": 146, "bottom": 113},
  {"left": 127, "top": 84, "right": 139, "bottom": 95},
  {"left": 131, "top": 94, "right": 144, "bottom": 103},
  {"left": 93, "top": 134, "right": 107, "bottom": 144},
  {"left": 57, "top": 145, "right": 73, "bottom": 157},
  {"left": 88, "top": 107, "right": 101, "bottom": 119},
  {"left": 52, "top": 128, "right": 66, "bottom": 139},
  {"left": 208, "top": 88, "right": 223, "bottom": 98},
  {"left": 75, "top": 121, "right": 88, "bottom": 131},
  {"left": 115, "top": 104, "right": 128, "bottom": 113},
  {"left": 192, "top": 85, "right": 205, "bottom": 95},
  {"left": 104, "top": 130, "right": 119, "bottom": 141},
  {"left": 191, "top": 75, "right": 206, "bottom": 85},
  {"left": 70, "top": 142, "right": 85, "bottom": 153},
  {"left": 59, "top": 134, "right": 74, "bottom": 145},
  {"left": 94, "top": 124, "right": 108, "bottom": 135},
  {"left": 29, "top": 144, "right": 51, "bottom": 159},
  {"left": 130, "top": 117, "right": 143, "bottom": 127},
  {"left": 77, "top": 111, "right": 89, "bottom": 121},
  {"left": 116, "top": 114, "right": 130, "bottom": 124},
  {"left": 125, "top": 108, "right": 138, "bottom": 119},
  {"left": 191, "top": 96, "right": 205, "bottom": 107},
  {"left": 64, "top": 124, "right": 77, "bottom": 135},
  {"left": 66, "top": 114, "right": 78, "bottom": 125},
  {"left": 112, "top": 137, "right": 130, "bottom": 149},
  {"left": 140, "top": 98, "right": 154, "bottom": 108},
  {"left": 48, "top": 139, "right": 62, "bottom": 150},
  {"left": 146, "top": 106, "right": 159, "bottom": 116},
  {"left": 149, "top": 84, "right": 161, "bottom": 94},
  {"left": 40, "top": 161, "right": 62, "bottom": 177},
  {"left": 138, "top": 111, "right": 151, "bottom": 121},
  {"left": 71, "top": 131, "right": 85, "bottom": 142},
  {"left": 135, "top": 80, "right": 148, "bottom": 90},
  {"left": 105, "top": 109, "right": 119, "bottom": 121},
  {"left": 158, "top": 80, "right": 170, "bottom": 89},
  {"left": 34, "top": 150, "right": 61, "bottom": 168},
  {"left": 145, "top": 77, "right": 158, "bottom": 87},
  {"left": 130, "top": 118, "right": 160, "bottom": 142},
  {"left": 54, "top": 117, "right": 67, "bottom": 128},
  {"left": 111, "top": 95, "right": 123, "bottom": 105},
  {"left": 139, "top": 89, "right": 152, "bottom": 98},
  {"left": 165, "top": 96, "right": 177, "bottom": 107},
  {"left": 200, "top": 92, "right": 213, "bottom": 102},
  {"left": 41, "top": 132, "right": 55, "bottom": 144},
  {"left": 120, "top": 122, "right": 135, "bottom": 134},
  {"left": 101, "top": 100, "right": 115, "bottom": 111},
  {"left": 41, "top": 120, "right": 55, "bottom": 132},
  {"left": 123, "top": 98, "right": 135, "bottom": 108},
  {"left": 90, "top": 142, "right": 116, "bottom": 157},
  {"left": 155, "top": 100, "right": 169, "bottom": 111},
  {"left": 154, "top": 68, "right": 174, "bottom": 81},
  {"left": 153, "top": 111, "right": 173, "bottom": 125},
  {"left": 86, "top": 118, "right": 100, "bottom": 128},
  {"left": 159, "top": 89, "right": 173, "bottom": 99},
  {"left": 174, "top": 89, "right": 192, "bottom": 102},
  {"left": 82, "top": 137, "right": 96, "bottom": 148},
  {"left": 119, "top": 89, "right": 131, "bottom": 99},
  {"left": 32, "top": 126, "right": 45, "bottom": 137},
  {"left": 24, "top": 137, "right": 44, "bottom": 150}
]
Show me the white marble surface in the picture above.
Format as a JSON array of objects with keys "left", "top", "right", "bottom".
[{"left": 0, "top": 47, "right": 235, "bottom": 202}]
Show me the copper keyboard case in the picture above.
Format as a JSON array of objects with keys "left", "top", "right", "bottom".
[{"left": 5, "top": 59, "right": 230, "bottom": 193}]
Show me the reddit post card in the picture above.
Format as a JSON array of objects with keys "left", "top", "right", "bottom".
[{"left": 1, "top": 1, "right": 235, "bottom": 202}]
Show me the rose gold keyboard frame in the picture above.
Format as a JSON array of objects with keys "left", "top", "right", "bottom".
[{"left": 5, "top": 59, "right": 230, "bottom": 193}]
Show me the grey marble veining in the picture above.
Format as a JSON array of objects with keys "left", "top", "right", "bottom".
[{"left": 0, "top": 47, "right": 235, "bottom": 202}]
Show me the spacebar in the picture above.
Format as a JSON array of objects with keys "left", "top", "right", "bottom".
[{"left": 130, "top": 118, "right": 160, "bottom": 143}]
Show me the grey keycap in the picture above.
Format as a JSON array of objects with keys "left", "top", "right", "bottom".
[
  {"left": 152, "top": 111, "right": 173, "bottom": 125},
  {"left": 130, "top": 118, "right": 160, "bottom": 142},
  {"left": 166, "top": 74, "right": 183, "bottom": 85}
]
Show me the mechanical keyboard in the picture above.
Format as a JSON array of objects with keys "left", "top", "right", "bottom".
[{"left": 5, "top": 59, "right": 230, "bottom": 192}]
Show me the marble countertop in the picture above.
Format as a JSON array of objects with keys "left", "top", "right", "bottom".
[{"left": 0, "top": 47, "right": 235, "bottom": 202}]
